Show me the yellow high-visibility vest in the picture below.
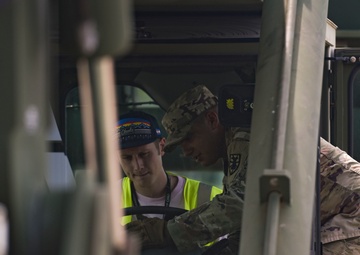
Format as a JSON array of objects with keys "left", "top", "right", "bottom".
[{"left": 121, "top": 173, "right": 222, "bottom": 225}]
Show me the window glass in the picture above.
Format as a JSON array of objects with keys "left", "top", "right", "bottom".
[
  {"left": 350, "top": 66, "right": 360, "bottom": 161},
  {"left": 65, "top": 88, "right": 84, "bottom": 171},
  {"left": 65, "top": 85, "right": 223, "bottom": 188}
]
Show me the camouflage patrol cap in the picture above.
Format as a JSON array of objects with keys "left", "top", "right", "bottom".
[{"left": 162, "top": 85, "right": 218, "bottom": 152}]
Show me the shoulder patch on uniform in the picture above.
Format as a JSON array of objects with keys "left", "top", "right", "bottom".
[{"left": 229, "top": 154, "right": 241, "bottom": 175}]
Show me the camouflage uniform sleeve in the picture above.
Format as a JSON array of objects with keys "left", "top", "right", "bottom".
[
  {"left": 167, "top": 129, "right": 249, "bottom": 252},
  {"left": 319, "top": 138, "right": 360, "bottom": 244}
]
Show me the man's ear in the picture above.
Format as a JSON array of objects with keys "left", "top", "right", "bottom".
[
  {"left": 206, "top": 110, "right": 220, "bottom": 130},
  {"left": 159, "top": 137, "right": 166, "bottom": 156}
]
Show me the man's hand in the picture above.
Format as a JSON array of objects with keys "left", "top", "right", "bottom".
[{"left": 125, "top": 218, "right": 174, "bottom": 250}]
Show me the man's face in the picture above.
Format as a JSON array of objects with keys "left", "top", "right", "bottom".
[
  {"left": 180, "top": 114, "right": 223, "bottom": 166},
  {"left": 119, "top": 139, "right": 165, "bottom": 188}
]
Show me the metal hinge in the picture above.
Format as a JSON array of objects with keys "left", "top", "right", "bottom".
[{"left": 260, "top": 169, "right": 291, "bottom": 204}]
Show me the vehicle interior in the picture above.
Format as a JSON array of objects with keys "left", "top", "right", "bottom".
[{"left": 1, "top": 0, "right": 360, "bottom": 254}]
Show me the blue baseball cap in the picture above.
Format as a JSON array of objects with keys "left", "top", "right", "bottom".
[{"left": 117, "top": 111, "right": 162, "bottom": 149}]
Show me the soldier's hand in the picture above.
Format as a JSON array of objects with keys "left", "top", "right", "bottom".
[{"left": 125, "top": 218, "right": 174, "bottom": 250}]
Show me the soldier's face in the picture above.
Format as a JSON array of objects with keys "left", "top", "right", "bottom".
[
  {"left": 119, "top": 139, "right": 165, "bottom": 188},
  {"left": 180, "top": 112, "right": 224, "bottom": 166}
]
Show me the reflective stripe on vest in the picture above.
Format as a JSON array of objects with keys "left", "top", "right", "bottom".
[
  {"left": 121, "top": 177, "right": 133, "bottom": 225},
  {"left": 121, "top": 175, "right": 222, "bottom": 225}
]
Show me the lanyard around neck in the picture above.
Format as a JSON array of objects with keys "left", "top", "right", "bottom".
[{"left": 130, "top": 172, "right": 171, "bottom": 219}]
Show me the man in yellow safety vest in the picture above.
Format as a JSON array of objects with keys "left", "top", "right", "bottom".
[{"left": 117, "top": 110, "right": 222, "bottom": 225}]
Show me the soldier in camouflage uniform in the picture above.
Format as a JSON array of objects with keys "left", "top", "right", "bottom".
[
  {"left": 320, "top": 137, "right": 360, "bottom": 255},
  {"left": 125, "top": 86, "right": 360, "bottom": 254},
  {"left": 126, "top": 85, "right": 249, "bottom": 254}
]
